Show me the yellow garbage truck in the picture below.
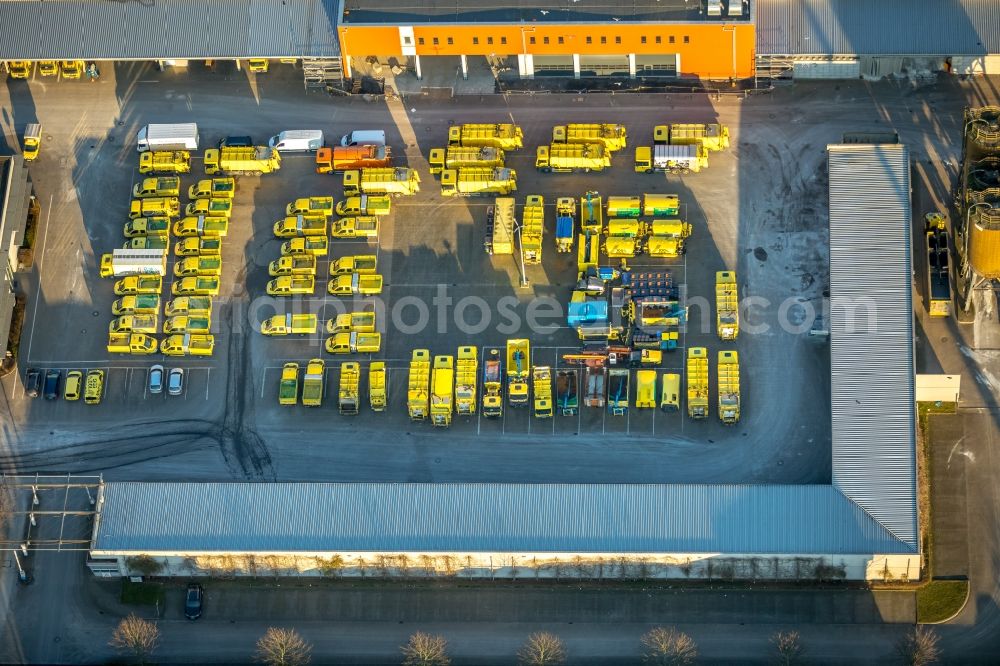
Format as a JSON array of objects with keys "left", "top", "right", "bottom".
[
  {"left": 407, "top": 349, "right": 431, "bottom": 421},
  {"left": 204, "top": 146, "right": 281, "bottom": 175},
  {"left": 455, "top": 346, "right": 477, "bottom": 416},
  {"left": 686, "top": 347, "right": 709, "bottom": 419},
  {"left": 441, "top": 168, "right": 517, "bottom": 196},
  {"left": 448, "top": 123, "right": 523, "bottom": 150},
  {"left": 429, "top": 145, "right": 505, "bottom": 175},
  {"left": 535, "top": 143, "right": 610, "bottom": 173},
  {"left": 553, "top": 123, "right": 627, "bottom": 152},
  {"left": 369, "top": 362, "right": 387, "bottom": 412},
  {"left": 343, "top": 168, "right": 420, "bottom": 196},
  {"left": 506, "top": 339, "right": 530, "bottom": 408},
  {"left": 521, "top": 195, "right": 544, "bottom": 265},
  {"left": 339, "top": 362, "right": 361, "bottom": 415},
  {"left": 715, "top": 271, "right": 739, "bottom": 340},
  {"left": 718, "top": 350, "right": 741, "bottom": 425},
  {"left": 139, "top": 151, "right": 191, "bottom": 175},
  {"left": 430, "top": 355, "right": 455, "bottom": 427}
]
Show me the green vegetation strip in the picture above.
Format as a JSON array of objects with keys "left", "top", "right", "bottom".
[
  {"left": 120, "top": 580, "right": 165, "bottom": 607},
  {"left": 917, "top": 580, "right": 968, "bottom": 623}
]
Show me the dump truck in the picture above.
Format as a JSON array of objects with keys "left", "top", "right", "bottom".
[
  {"left": 580, "top": 191, "right": 603, "bottom": 234},
  {"left": 315, "top": 144, "right": 391, "bottom": 174},
  {"left": 553, "top": 123, "right": 627, "bottom": 152},
  {"left": 203, "top": 146, "right": 281, "bottom": 175},
  {"left": 343, "top": 168, "right": 420, "bottom": 196},
  {"left": 577, "top": 234, "right": 600, "bottom": 277},
  {"left": 584, "top": 365, "right": 606, "bottom": 408},
  {"left": 160, "top": 333, "right": 215, "bottom": 356},
  {"left": 330, "top": 255, "right": 377, "bottom": 276},
  {"left": 634, "top": 144, "right": 708, "bottom": 174},
  {"left": 369, "top": 361, "right": 387, "bottom": 412},
  {"left": 172, "top": 276, "right": 220, "bottom": 296},
  {"left": 339, "top": 362, "right": 361, "bottom": 415},
  {"left": 326, "top": 311, "right": 376, "bottom": 334},
  {"left": 325, "top": 332, "right": 382, "bottom": 354},
  {"left": 328, "top": 273, "right": 383, "bottom": 296},
  {"left": 133, "top": 177, "right": 181, "bottom": 198},
  {"left": 643, "top": 194, "right": 681, "bottom": 217},
  {"left": 281, "top": 237, "right": 328, "bottom": 256},
  {"left": 334, "top": 195, "right": 392, "bottom": 217},
  {"left": 286, "top": 197, "right": 334, "bottom": 217},
  {"left": 100, "top": 249, "right": 167, "bottom": 278},
  {"left": 273, "top": 214, "right": 328, "bottom": 237},
  {"left": 162, "top": 315, "right": 211, "bottom": 334},
  {"left": 535, "top": 144, "right": 610, "bottom": 173},
  {"left": 188, "top": 178, "right": 236, "bottom": 200},
  {"left": 407, "top": 349, "right": 431, "bottom": 421},
  {"left": 109, "top": 314, "right": 158, "bottom": 334},
  {"left": 607, "top": 196, "right": 642, "bottom": 218},
  {"left": 448, "top": 123, "right": 523, "bottom": 150},
  {"left": 552, "top": 197, "right": 577, "bottom": 254},
  {"left": 506, "top": 339, "right": 530, "bottom": 408},
  {"left": 301, "top": 358, "right": 325, "bottom": 406},
  {"left": 112, "top": 294, "right": 161, "bottom": 316},
  {"left": 430, "top": 355, "right": 455, "bottom": 427},
  {"left": 129, "top": 197, "right": 180, "bottom": 219},
  {"left": 267, "top": 275, "right": 315, "bottom": 295},
  {"left": 687, "top": 347, "right": 709, "bottom": 419},
  {"left": 454, "top": 346, "right": 477, "bottom": 416},
  {"left": 174, "top": 237, "right": 222, "bottom": 256},
  {"left": 123, "top": 217, "right": 170, "bottom": 238},
  {"left": 124, "top": 236, "right": 169, "bottom": 251},
  {"left": 172, "top": 215, "right": 229, "bottom": 238},
  {"left": 718, "top": 350, "right": 741, "bottom": 425},
  {"left": 607, "top": 369, "right": 630, "bottom": 416},
  {"left": 604, "top": 219, "right": 644, "bottom": 258},
  {"left": 164, "top": 296, "right": 212, "bottom": 317},
  {"left": 139, "top": 151, "right": 191, "bottom": 175},
  {"left": 521, "top": 195, "right": 544, "bottom": 265},
  {"left": 186, "top": 198, "right": 233, "bottom": 219},
  {"left": 556, "top": 370, "right": 579, "bottom": 416},
  {"left": 114, "top": 275, "right": 162, "bottom": 295},
  {"left": 279, "top": 362, "right": 299, "bottom": 406},
  {"left": 260, "top": 313, "right": 318, "bottom": 336},
  {"left": 107, "top": 332, "right": 157, "bottom": 355},
  {"left": 715, "top": 271, "right": 739, "bottom": 340},
  {"left": 330, "top": 216, "right": 378, "bottom": 239},
  {"left": 174, "top": 255, "right": 222, "bottom": 277},
  {"left": 429, "top": 146, "right": 505, "bottom": 175},
  {"left": 269, "top": 254, "right": 317, "bottom": 276},
  {"left": 532, "top": 366, "right": 554, "bottom": 418},
  {"left": 482, "top": 348, "right": 503, "bottom": 418},
  {"left": 484, "top": 197, "right": 515, "bottom": 255},
  {"left": 441, "top": 167, "right": 517, "bottom": 196},
  {"left": 647, "top": 219, "right": 693, "bottom": 258},
  {"left": 635, "top": 370, "right": 657, "bottom": 409},
  {"left": 668, "top": 123, "right": 730, "bottom": 152}
]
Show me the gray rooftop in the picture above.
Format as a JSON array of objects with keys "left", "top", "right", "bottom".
[{"left": 0, "top": 157, "right": 31, "bottom": 352}]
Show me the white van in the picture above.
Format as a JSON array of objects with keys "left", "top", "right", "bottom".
[
  {"left": 340, "top": 130, "right": 386, "bottom": 147},
  {"left": 268, "top": 130, "right": 325, "bottom": 152},
  {"left": 136, "top": 123, "right": 200, "bottom": 152}
]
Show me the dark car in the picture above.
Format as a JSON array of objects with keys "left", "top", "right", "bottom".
[
  {"left": 24, "top": 368, "right": 42, "bottom": 398},
  {"left": 43, "top": 369, "right": 62, "bottom": 400},
  {"left": 218, "top": 136, "right": 253, "bottom": 149},
  {"left": 184, "top": 583, "right": 203, "bottom": 620}
]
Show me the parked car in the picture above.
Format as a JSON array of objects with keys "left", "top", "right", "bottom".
[
  {"left": 168, "top": 368, "right": 184, "bottom": 396},
  {"left": 43, "top": 370, "right": 62, "bottom": 400},
  {"left": 218, "top": 135, "right": 253, "bottom": 148},
  {"left": 24, "top": 368, "right": 42, "bottom": 398},
  {"left": 148, "top": 364, "right": 164, "bottom": 394},
  {"left": 64, "top": 370, "right": 83, "bottom": 401},
  {"left": 84, "top": 369, "right": 105, "bottom": 405},
  {"left": 184, "top": 583, "right": 203, "bottom": 620}
]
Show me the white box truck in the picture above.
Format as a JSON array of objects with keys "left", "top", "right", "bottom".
[
  {"left": 100, "top": 249, "right": 168, "bottom": 278},
  {"left": 136, "top": 123, "right": 200, "bottom": 152},
  {"left": 268, "top": 130, "right": 325, "bottom": 152}
]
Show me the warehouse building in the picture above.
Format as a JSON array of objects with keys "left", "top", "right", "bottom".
[
  {"left": 87, "top": 144, "right": 919, "bottom": 582},
  {"left": 0, "top": 156, "right": 34, "bottom": 358}
]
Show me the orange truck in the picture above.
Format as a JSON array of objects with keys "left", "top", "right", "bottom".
[{"left": 315, "top": 144, "right": 392, "bottom": 174}]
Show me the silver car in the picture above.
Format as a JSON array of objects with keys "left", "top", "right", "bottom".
[
  {"left": 148, "top": 365, "right": 164, "bottom": 394},
  {"left": 168, "top": 368, "right": 184, "bottom": 396}
]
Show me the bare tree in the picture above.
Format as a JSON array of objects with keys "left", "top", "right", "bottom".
[
  {"left": 641, "top": 626, "right": 697, "bottom": 666},
  {"left": 518, "top": 632, "right": 567, "bottom": 665},
  {"left": 401, "top": 631, "right": 450, "bottom": 666},
  {"left": 255, "top": 627, "right": 312, "bottom": 666},
  {"left": 771, "top": 630, "right": 804, "bottom": 665},
  {"left": 896, "top": 626, "right": 941, "bottom": 666},
  {"left": 109, "top": 614, "right": 160, "bottom": 664}
]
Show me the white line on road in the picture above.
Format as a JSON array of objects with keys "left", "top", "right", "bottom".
[{"left": 204, "top": 368, "right": 211, "bottom": 401}]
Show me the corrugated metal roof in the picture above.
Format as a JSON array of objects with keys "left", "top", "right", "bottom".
[
  {"left": 827, "top": 144, "right": 917, "bottom": 549},
  {"left": 39, "top": 0, "right": 80, "bottom": 60},
  {"left": 92, "top": 482, "right": 913, "bottom": 555},
  {"left": 757, "top": 0, "right": 1000, "bottom": 55},
  {"left": 3, "top": 1, "right": 41, "bottom": 61}
]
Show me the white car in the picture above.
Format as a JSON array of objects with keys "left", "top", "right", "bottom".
[
  {"left": 148, "top": 365, "right": 164, "bottom": 394},
  {"left": 168, "top": 368, "right": 184, "bottom": 396}
]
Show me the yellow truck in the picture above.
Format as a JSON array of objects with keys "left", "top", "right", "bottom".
[
  {"left": 668, "top": 123, "right": 731, "bottom": 152},
  {"left": 279, "top": 362, "right": 299, "bottom": 406},
  {"left": 441, "top": 167, "right": 517, "bottom": 196},
  {"left": 139, "top": 150, "right": 191, "bottom": 175},
  {"left": 482, "top": 348, "right": 503, "bottom": 418},
  {"left": 160, "top": 333, "right": 215, "bottom": 356},
  {"left": 123, "top": 217, "right": 170, "bottom": 238},
  {"left": 715, "top": 271, "right": 739, "bottom": 340},
  {"left": 686, "top": 347, "right": 709, "bottom": 419},
  {"left": 326, "top": 311, "right": 376, "bottom": 334},
  {"left": 6, "top": 61, "right": 33, "bottom": 79},
  {"left": 369, "top": 361, "right": 387, "bottom": 412},
  {"left": 172, "top": 215, "right": 229, "bottom": 237},
  {"left": 535, "top": 144, "right": 610, "bottom": 173},
  {"left": 484, "top": 197, "right": 515, "bottom": 256},
  {"left": 22, "top": 123, "right": 41, "bottom": 161},
  {"left": 448, "top": 123, "right": 523, "bottom": 150},
  {"left": 606, "top": 196, "right": 642, "bottom": 218},
  {"left": 555, "top": 197, "right": 576, "bottom": 253},
  {"left": 186, "top": 198, "right": 233, "bottom": 219},
  {"left": 302, "top": 358, "right": 325, "bottom": 407},
  {"left": 125, "top": 236, "right": 170, "bottom": 251},
  {"left": 273, "top": 215, "right": 328, "bottom": 237},
  {"left": 174, "top": 256, "right": 222, "bottom": 277},
  {"left": 604, "top": 219, "right": 644, "bottom": 258},
  {"left": 114, "top": 275, "right": 162, "bottom": 295},
  {"left": 634, "top": 144, "right": 709, "bottom": 174},
  {"left": 133, "top": 177, "right": 181, "bottom": 198},
  {"left": 577, "top": 233, "right": 599, "bottom": 277},
  {"left": 189, "top": 178, "right": 236, "bottom": 199},
  {"left": 107, "top": 332, "right": 157, "bottom": 355},
  {"left": 339, "top": 362, "right": 361, "bottom": 415},
  {"left": 38, "top": 61, "right": 59, "bottom": 76},
  {"left": 109, "top": 315, "right": 158, "bottom": 334},
  {"left": 248, "top": 58, "right": 269, "bottom": 73},
  {"left": 506, "top": 339, "right": 530, "bottom": 408},
  {"left": 281, "top": 237, "right": 329, "bottom": 257},
  {"left": 112, "top": 295, "right": 161, "bottom": 316},
  {"left": 330, "top": 216, "right": 378, "bottom": 239},
  {"left": 100, "top": 248, "right": 167, "bottom": 277},
  {"left": 325, "top": 331, "right": 382, "bottom": 354},
  {"left": 172, "top": 276, "right": 220, "bottom": 296},
  {"left": 260, "top": 313, "right": 318, "bottom": 336},
  {"left": 430, "top": 355, "right": 455, "bottom": 427},
  {"left": 286, "top": 197, "right": 334, "bottom": 217},
  {"left": 162, "top": 315, "right": 211, "bottom": 334},
  {"left": 327, "top": 273, "right": 383, "bottom": 296},
  {"left": 635, "top": 370, "right": 657, "bottom": 409},
  {"left": 165, "top": 296, "right": 212, "bottom": 317},
  {"left": 580, "top": 191, "right": 603, "bottom": 234},
  {"left": 553, "top": 123, "right": 627, "bottom": 152},
  {"left": 455, "top": 346, "right": 477, "bottom": 416},
  {"left": 129, "top": 197, "right": 180, "bottom": 219},
  {"left": 407, "top": 349, "right": 431, "bottom": 421},
  {"left": 718, "top": 351, "right": 741, "bottom": 425},
  {"left": 521, "top": 195, "right": 544, "bottom": 265},
  {"left": 267, "top": 275, "right": 315, "bottom": 295},
  {"left": 174, "top": 237, "right": 222, "bottom": 256},
  {"left": 643, "top": 194, "right": 681, "bottom": 217},
  {"left": 204, "top": 146, "right": 281, "bottom": 175},
  {"left": 647, "top": 219, "right": 693, "bottom": 258},
  {"left": 60, "top": 60, "right": 85, "bottom": 79},
  {"left": 660, "top": 373, "right": 681, "bottom": 412},
  {"left": 269, "top": 254, "right": 317, "bottom": 276},
  {"left": 429, "top": 145, "right": 505, "bottom": 175},
  {"left": 532, "top": 366, "right": 554, "bottom": 418},
  {"left": 330, "top": 255, "right": 377, "bottom": 276},
  {"left": 343, "top": 168, "right": 420, "bottom": 196},
  {"left": 334, "top": 195, "right": 392, "bottom": 217}
]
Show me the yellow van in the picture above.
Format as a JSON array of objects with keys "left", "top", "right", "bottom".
[
  {"left": 64, "top": 371, "right": 83, "bottom": 401},
  {"left": 660, "top": 373, "right": 681, "bottom": 412},
  {"left": 84, "top": 369, "right": 105, "bottom": 405}
]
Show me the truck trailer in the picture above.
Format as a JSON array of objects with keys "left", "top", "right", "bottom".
[
  {"left": 584, "top": 366, "right": 606, "bottom": 408},
  {"left": 484, "top": 197, "right": 515, "bottom": 255}
]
